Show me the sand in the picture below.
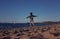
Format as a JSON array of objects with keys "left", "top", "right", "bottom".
[{"left": 0, "top": 24, "right": 60, "bottom": 39}]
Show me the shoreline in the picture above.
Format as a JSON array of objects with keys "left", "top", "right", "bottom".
[{"left": 0, "top": 23, "right": 60, "bottom": 39}]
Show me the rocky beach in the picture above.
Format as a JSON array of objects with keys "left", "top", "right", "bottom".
[{"left": 0, "top": 23, "right": 60, "bottom": 39}]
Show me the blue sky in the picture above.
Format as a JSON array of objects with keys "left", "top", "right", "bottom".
[{"left": 0, "top": 0, "right": 60, "bottom": 23}]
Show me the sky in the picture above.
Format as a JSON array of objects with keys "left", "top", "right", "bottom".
[{"left": 0, "top": 0, "right": 60, "bottom": 23}]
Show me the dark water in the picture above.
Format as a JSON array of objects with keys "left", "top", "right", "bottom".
[{"left": 0, "top": 23, "right": 48, "bottom": 29}]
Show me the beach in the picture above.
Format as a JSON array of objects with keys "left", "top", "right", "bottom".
[{"left": 0, "top": 23, "right": 60, "bottom": 39}]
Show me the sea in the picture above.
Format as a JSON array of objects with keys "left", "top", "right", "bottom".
[{"left": 0, "top": 23, "right": 49, "bottom": 29}]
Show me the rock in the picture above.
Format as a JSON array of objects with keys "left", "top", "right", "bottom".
[
  {"left": 13, "top": 31, "right": 18, "bottom": 34},
  {"left": 50, "top": 31, "right": 60, "bottom": 36},
  {"left": 2, "top": 37, "right": 10, "bottom": 39}
]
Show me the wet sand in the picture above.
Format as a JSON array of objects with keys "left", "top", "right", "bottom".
[{"left": 0, "top": 24, "right": 60, "bottom": 39}]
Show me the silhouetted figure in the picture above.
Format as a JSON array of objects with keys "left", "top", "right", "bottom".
[{"left": 26, "top": 12, "right": 37, "bottom": 26}]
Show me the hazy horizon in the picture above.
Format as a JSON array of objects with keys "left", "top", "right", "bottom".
[{"left": 0, "top": 0, "right": 60, "bottom": 23}]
